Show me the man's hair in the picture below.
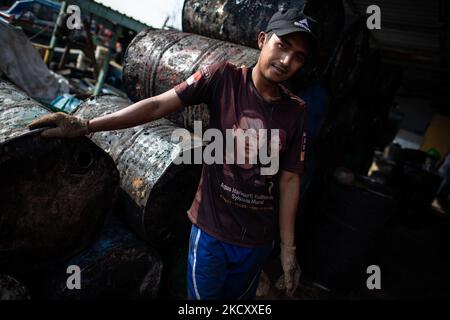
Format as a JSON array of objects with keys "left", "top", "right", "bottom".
[{"left": 264, "top": 31, "right": 274, "bottom": 43}]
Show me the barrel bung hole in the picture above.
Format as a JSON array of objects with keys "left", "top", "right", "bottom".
[{"left": 75, "top": 150, "right": 94, "bottom": 169}]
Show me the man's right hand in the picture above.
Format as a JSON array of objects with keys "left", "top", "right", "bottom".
[{"left": 28, "top": 112, "right": 90, "bottom": 138}]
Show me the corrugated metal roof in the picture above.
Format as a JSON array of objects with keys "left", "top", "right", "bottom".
[
  {"left": 65, "top": 0, "right": 151, "bottom": 32},
  {"left": 94, "top": 0, "right": 183, "bottom": 30}
]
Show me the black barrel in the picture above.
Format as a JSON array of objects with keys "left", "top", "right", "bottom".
[
  {"left": 38, "top": 217, "right": 163, "bottom": 300},
  {"left": 74, "top": 95, "right": 202, "bottom": 246},
  {"left": 397, "top": 164, "right": 442, "bottom": 220},
  {"left": 372, "top": 148, "right": 443, "bottom": 221},
  {"left": 307, "top": 175, "right": 397, "bottom": 291},
  {"left": 0, "top": 274, "right": 30, "bottom": 300},
  {"left": 159, "top": 243, "right": 189, "bottom": 299},
  {"left": 326, "top": 16, "right": 371, "bottom": 99},
  {"left": 0, "top": 81, "right": 120, "bottom": 274},
  {"left": 182, "top": 0, "right": 345, "bottom": 81},
  {"left": 123, "top": 29, "right": 259, "bottom": 131}
]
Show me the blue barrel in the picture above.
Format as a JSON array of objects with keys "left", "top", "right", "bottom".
[{"left": 37, "top": 217, "right": 163, "bottom": 300}]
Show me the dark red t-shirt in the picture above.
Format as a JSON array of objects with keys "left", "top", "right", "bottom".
[{"left": 174, "top": 61, "right": 307, "bottom": 247}]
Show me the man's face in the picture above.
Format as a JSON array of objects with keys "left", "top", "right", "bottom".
[{"left": 257, "top": 32, "right": 311, "bottom": 83}]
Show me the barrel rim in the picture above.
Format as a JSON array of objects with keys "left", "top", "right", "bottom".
[{"left": 0, "top": 127, "right": 50, "bottom": 146}]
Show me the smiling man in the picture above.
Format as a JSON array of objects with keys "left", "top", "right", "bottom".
[{"left": 28, "top": 8, "right": 317, "bottom": 300}]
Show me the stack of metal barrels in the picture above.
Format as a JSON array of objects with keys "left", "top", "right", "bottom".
[
  {"left": 0, "top": 77, "right": 207, "bottom": 299},
  {"left": 0, "top": 81, "right": 163, "bottom": 299}
]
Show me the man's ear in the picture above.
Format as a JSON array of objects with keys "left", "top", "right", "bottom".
[{"left": 257, "top": 32, "right": 267, "bottom": 50}]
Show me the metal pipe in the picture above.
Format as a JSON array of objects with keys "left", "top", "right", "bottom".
[
  {"left": 45, "top": 1, "right": 67, "bottom": 65},
  {"left": 94, "top": 25, "right": 122, "bottom": 95}
]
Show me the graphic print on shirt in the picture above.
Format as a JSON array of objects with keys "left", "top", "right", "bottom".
[{"left": 219, "top": 109, "right": 287, "bottom": 212}]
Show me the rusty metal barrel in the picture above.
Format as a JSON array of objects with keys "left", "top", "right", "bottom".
[
  {"left": 73, "top": 95, "right": 203, "bottom": 246},
  {"left": 0, "top": 274, "right": 30, "bottom": 300},
  {"left": 326, "top": 16, "right": 371, "bottom": 100},
  {"left": 123, "top": 29, "right": 259, "bottom": 131},
  {"left": 0, "top": 80, "right": 120, "bottom": 274},
  {"left": 182, "top": 0, "right": 345, "bottom": 81},
  {"left": 39, "top": 217, "right": 163, "bottom": 300}
]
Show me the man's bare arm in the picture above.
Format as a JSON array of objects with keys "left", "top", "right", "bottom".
[
  {"left": 278, "top": 169, "right": 302, "bottom": 297},
  {"left": 279, "top": 170, "right": 301, "bottom": 246},
  {"left": 28, "top": 89, "right": 184, "bottom": 137},
  {"left": 88, "top": 89, "right": 184, "bottom": 132}
]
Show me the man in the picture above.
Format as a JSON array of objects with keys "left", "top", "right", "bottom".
[{"left": 28, "top": 8, "right": 316, "bottom": 300}]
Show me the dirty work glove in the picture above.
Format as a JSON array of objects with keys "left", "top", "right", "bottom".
[
  {"left": 279, "top": 243, "right": 301, "bottom": 297},
  {"left": 256, "top": 270, "right": 271, "bottom": 297},
  {"left": 28, "top": 112, "right": 90, "bottom": 138}
]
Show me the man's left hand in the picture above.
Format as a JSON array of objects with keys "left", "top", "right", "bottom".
[{"left": 280, "top": 243, "right": 301, "bottom": 297}]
